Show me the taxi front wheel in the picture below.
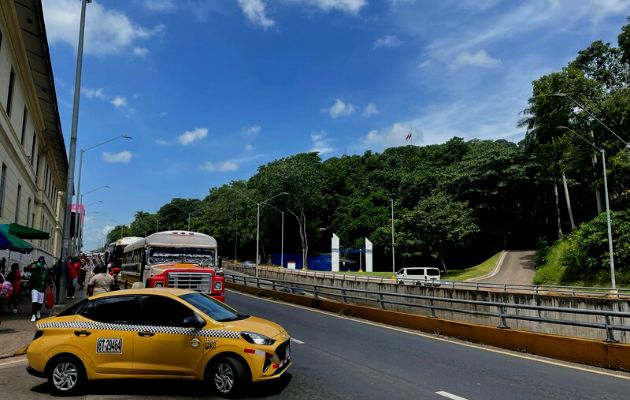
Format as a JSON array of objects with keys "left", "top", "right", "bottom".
[
  {"left": 46, "top": 356, "right": 86, "bottom": 396},
  {"left": 209, "top": 356, "right": 249, "bottom": 398}
]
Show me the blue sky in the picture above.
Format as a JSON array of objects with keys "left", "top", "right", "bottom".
[{"left": 41, "top": 0, "right": 630, "bottom": 251}]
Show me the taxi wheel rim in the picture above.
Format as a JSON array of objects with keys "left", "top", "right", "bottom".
[
  {"left": 214, "top": 362, "right": 235, "bottom": 393},
  {"left": 52, "top": 362, "right": 78, "bottom": 391}
]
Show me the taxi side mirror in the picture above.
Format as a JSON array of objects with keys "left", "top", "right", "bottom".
[{"left": 183, "top": 313, "right": 206, "bottom": 329}]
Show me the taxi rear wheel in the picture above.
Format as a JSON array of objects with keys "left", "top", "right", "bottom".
[
  {"left": 47, "top": 356, "right": 86, "bottom": 396},
  {"left": 209, "top": 356, "right": 249, "bottom": 398}
]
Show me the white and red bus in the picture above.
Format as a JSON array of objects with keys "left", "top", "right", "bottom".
[{"left": 121, "top": 230, "right": 224, "bottom": 302}]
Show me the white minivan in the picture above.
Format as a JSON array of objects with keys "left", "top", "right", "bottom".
[{"left": 396, "top": 267, "right": 441, "bottom": 287}]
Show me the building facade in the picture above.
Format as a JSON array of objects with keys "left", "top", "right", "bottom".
[{"left": 0, "top": 0, "right": 67, "bottom": 268}]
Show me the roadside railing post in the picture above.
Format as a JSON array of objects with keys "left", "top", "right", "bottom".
[
  {"left": 497, "top": 305, "right": 510, "bottom": 329},
  {"left": 314, "top": 285, "right": 319, "bottom": 299},
  {"left": 256, "top": 277, "right": 261, "bottom": 288},
  {"left": 605, "top": 315, "right": 618, "bottom": 343},
  {"left": 342, "top": 289, "right": 347, "bottom": 303},
  {"left": 290, "top": 282, "right": 295, "bottom": 294},
  {"left": 272, "top": 280, "right": 276, "bottom": 291},
  {"left": 429, "top": 298, "right": 436, "bottom": 318},
  {"left": 378, "top": 293, "right": 384, "bottom": 309}
]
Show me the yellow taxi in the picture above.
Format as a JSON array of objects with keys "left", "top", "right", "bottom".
[{"left": 26, "top": 288, "right": 291, "bottom": 397}]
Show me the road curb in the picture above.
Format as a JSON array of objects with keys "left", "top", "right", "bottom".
[
  {"left": 227, "top": 281, "right": 630, "bottom": 371},
  {"left": 465, "top": 250, "right": 507, "bottom": 282}
]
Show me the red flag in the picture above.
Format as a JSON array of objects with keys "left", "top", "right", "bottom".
[{"left": 405, "top": 130, "right": 412, "bottom": 141}]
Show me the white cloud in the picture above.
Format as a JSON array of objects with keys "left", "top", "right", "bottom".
[
  {"left": 159, "top": 111, "right": 168, "bottom": 117},
  {"left": 300, "top": 0, "right": 367, "bottom": 13},
  {"left": 238, "top": 0, "right": 275, "bottom": 28},
  {"left": 310, "top": 131, "right": 334, "bottom": 155},
  {"left": 156, "top": 139, "right": 169, "bottom": 146},
  {"left": 452, "top": 50, "right": 500, "bottom": 69},
  {"left": 373, "top": 35, "right": 402, "bottom": 49},
  {"left": 243, "top": 125, "right": 262, "bottom": 136},
  {"left": 133, "top": 47, "right": 150, "bottom": 56},
  {"left": 199, "top": 161, "right": 239, "bottom": 172},
  {"left": 102, "top": 150, "right": 133, "bottom": 163},
  {"left": 42, "top": 0, "right": 164, "bottom": 55},
  {"left": 81, "top": 87, "right": 105, "bottom": 99},
  {"left": 245, "top": 144, "right": 254, "bottom": 151},
  {"left": 324, "top": 99, "right": 355, "bottom": 118},
  {"left": 362, "top": 103, "right": 379, "bottom": 117},
  {"left": 111, "top": 96, "right": 127, "bottom": 108},
  {"left": 143, "top": 0, "right": 177, "bottom": 13},
  {"left": 357, "top": 123, "right": 416, "bottom": 151},
  {"left": 178, "top": 127, "right": 208, "bottom": 145}
]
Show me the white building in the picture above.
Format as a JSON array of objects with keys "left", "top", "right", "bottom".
[{"left": 0, "top": 0, "right": 67, "bottom": 268}]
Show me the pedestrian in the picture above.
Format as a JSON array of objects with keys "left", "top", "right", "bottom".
[
  {"left": 87, "top": 265, "right": 114, "bottom": 296},
  {"left": 0, "top": 257, "right": 6, "bottom": 275},
  {"left": 6, "top": 263, "right": 20, "bottom": 314},
  {"left": 0, "top": 273, "right": 12, "bottom": 316},
  {"left": 25, "top": 258, "right": 51, "bottom": 322},
  {"left": 66, "top": 257, "right": 81, "bottom": 299}
]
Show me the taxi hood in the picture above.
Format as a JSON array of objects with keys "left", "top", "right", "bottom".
[{"left": 223, "top": 316, "right": 288, "bottom": 340}]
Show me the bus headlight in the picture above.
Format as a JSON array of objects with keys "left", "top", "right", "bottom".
[
  {"left": 154, "top": 282, "right": 164, "bottom": 288},
  {"left": 213, "top": 282, "right": 223, "bottom": 291}
]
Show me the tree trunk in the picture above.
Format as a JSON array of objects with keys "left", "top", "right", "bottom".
[
  {"left": 439, "top": 246, "right": 448, "bottom": 273},
  {"left": 561, "top": 172, "right": 577, "bottom": 230},
  {"left": 554, "top": 184, "right": 564, "bottom": 239},
  {"left": 589, "top": 130, "right": 603, "bottom": 214},
  {"left": 287, "top": 208, "right": 308, "bottom": 270}
]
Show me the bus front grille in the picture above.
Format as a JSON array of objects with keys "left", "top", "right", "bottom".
[{"left": 167, "top": 272, "right": 212, "bottom": 292}]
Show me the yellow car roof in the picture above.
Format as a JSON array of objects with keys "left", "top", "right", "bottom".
[{"left": 89, "top": 287, "right": 197, "bottom": 299}]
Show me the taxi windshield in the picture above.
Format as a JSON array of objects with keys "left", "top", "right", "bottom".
[{"left": 181, "top": 292, "right": 249, "bottom": 322}]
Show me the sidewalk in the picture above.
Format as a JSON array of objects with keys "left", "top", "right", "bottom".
[{"left": 0, "top": 286, "right": 87, "bottom": 359}]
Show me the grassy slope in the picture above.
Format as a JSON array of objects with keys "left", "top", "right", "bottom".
[{"left": 533, "top": 240, "right": 569, "bottom": 285}]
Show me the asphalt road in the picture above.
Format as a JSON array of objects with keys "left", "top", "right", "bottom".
[
  {"left": 474, "top": 250, "right": 536, "bottom": 285},
  {"left": 2, "top": 289, "right": 629, "bottom": 399}
]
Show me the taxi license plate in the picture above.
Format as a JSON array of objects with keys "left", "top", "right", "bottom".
[{"left": 96, "top": 338, "right": 122, "bottom": 354}]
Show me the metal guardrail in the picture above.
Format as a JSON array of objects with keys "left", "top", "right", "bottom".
[
  {"left": 226, "top": 272, "right": 630, "bottom": 343},
  {"left": 242, "top": 265, "right": 630, "bottom": 299}
]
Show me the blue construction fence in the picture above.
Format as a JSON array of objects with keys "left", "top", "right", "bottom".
[{"left": 271, "top": 252, "right": 360, "bottom": 271}]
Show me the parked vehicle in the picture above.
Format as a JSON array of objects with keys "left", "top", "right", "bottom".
[
  {"left": 396, "top": 267, "right": 441, "bottom": 287},
  {"left": 27, "top": 288, "right": 291, "bottom": 397}
]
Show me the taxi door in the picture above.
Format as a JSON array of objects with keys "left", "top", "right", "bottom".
[
  {"left": 133, "top": 294, "right": 207, "bottom": 376},
  {"left": 73, "top": 295, "right": 139, "bottom": 375}
]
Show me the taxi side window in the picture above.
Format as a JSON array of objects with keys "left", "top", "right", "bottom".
[
  {"left": 82, "top": 295, "right": 140, "bottom": 324},
  {"left": 141, "top": 295, "right": 194, "bottom": 327}
]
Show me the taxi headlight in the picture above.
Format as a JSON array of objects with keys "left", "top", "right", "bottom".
[{"left": 240, "top": 331, "right": 275, "bottom": 345}]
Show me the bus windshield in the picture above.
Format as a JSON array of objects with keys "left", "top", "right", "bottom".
[{"left": 148, "top": 247, "right": 215, "bottom": 266}]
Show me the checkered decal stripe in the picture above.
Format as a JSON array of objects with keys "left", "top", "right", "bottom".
[{"left": 36, "top": 321, "right": 240, "bottom": 339}]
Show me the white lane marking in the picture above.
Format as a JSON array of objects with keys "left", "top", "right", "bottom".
[
  {"left": 0, "top": 356, "right": 27, "bottom": 368},
  {"left": 436, "top": 391, "right": 468, "bottom": 400},
  {"left": 291, "top": 338, "right": 304, "bottom": 344},
  {"left": 227, "top": 289, "right": 630, "bottom": 381}
]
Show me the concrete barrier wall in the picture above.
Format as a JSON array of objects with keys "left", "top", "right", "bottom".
[
  {"left": 227, "top": 265, "right": 630, "bottom": 342},
  {"left": 227, "top": 282, "right": 630, "bottom": 371}
]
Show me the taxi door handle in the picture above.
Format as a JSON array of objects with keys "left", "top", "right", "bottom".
[
  {"left": 74, "top": 330, "right": 91, "bottom": 337},
  {"left": 137, "top": 331, "right": 155, "bottom": 337}
]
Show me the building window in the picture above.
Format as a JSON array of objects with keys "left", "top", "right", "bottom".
[
  {"left": 0, "top": 163, "right": 6, "bottom": 217},
  {"left": 26, "top": 197, "right": 31, "bottom": 226},
  {"left": 30, "top": 131, "right": 36, "bottom": 164},
  {"left": 7, "top": 68, "right": 15, "bottom": 116},
  {"left": 20, "top": 107, "right": 27, "bottom": 144},
  {"left": 35, "top": 151, "right": 41, "bottom": 184},
  {"left": 15, "top": 184, "right": 21, "bottom": 224}
]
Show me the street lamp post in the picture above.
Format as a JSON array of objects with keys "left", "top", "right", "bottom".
[
  {"left": 77, "top": 186, "right": 110, "bottom": 255},
  {"left": 74, "top": 134, "right": 131, "bottom": 253},
  {"left": 551, "top": 93, "right": 630, "bottom": 153},
  {"left": 557, "top": 126, "right": 616, "bottom": 290},
  {"left": 256, "top": 192, "right": 288, "bottom": 276},
  {"left": 58, "top": 0, "right": 90, "bottom": 304},
  {"left": 391, "top": 198, "right": 396, "bottom": 274}
]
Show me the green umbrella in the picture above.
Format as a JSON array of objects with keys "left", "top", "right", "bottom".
[
  {"left": 0, "top": 230, "right": 33, "bottom": 253},
  {"left": 0, "top": 223, "right": 49, "bottom": 240}
]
